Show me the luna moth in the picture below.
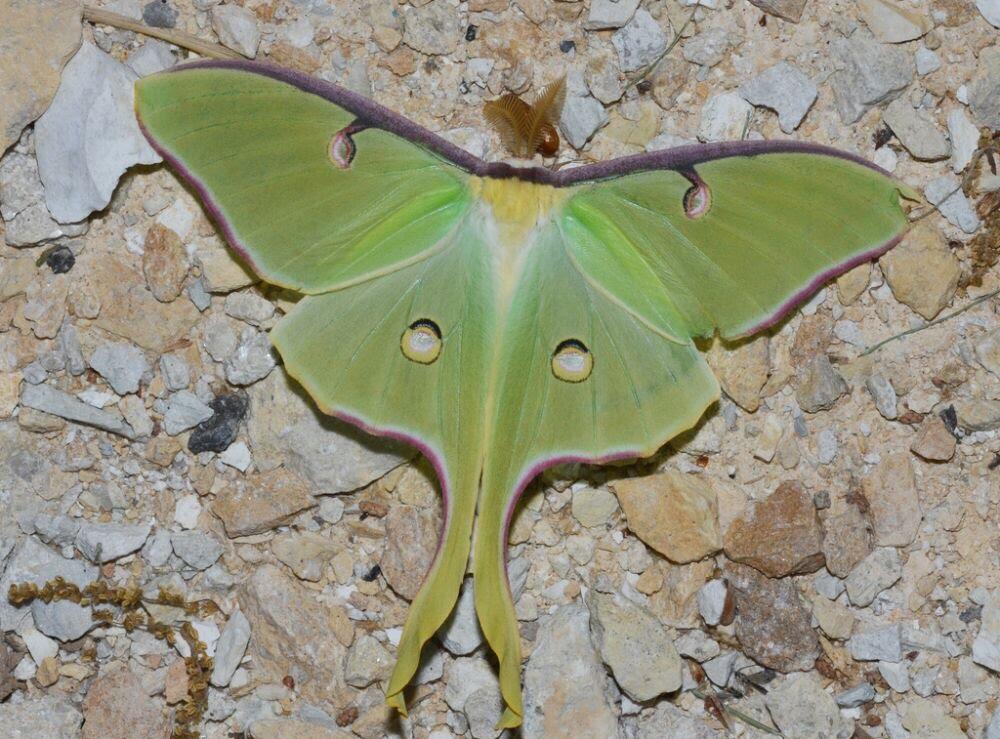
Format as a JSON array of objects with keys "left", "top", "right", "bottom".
[{"left": 134, "top": 60, "right": 915, "bottom": 728}]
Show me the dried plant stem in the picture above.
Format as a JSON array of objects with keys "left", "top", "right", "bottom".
[
  {"left": 690, "top": 688, "right": 781, "bottom": 734},
  {"left": 628, "top": 6, "right": 698, "bottom": 89},
  {"left": 861, "top": 287, "right": 1000, "bottom": 357},
  {"left": 83, "top": 5, "right": 243, "bottom": 60}
]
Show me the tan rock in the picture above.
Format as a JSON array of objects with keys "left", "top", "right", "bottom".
[
  {"left": 881, "top": 223, "right": 960, "bottom": 320},
  {"left": 0, "top": 0, "right": 82, "bottom": 154},
  {"left": 250, "top": 719, "right": 354, "bottom": 739},
  {"left": 610, "top": 470, "right": 721, "bottom": 563},
  {"left": 271, "top": 531, "right": 337, "bottom": 582},
  {"left": 705, "top": 335, "right": 770, "bottom": 412},
  {"left": 976, "top": 328, "right": 1000, "bottom": 377},
  {"left": 142, "top": 224, "right": 188, "bottom": 303},
  {"left": 239, "top": 564, "right": 350, "bottom": 711},
  {"left": 195, "top": 237, "right": 256, "bottom": 293},
  {"left": 164, "top": 660, "right": 187, "bottom": 705},
  {"left": 861, "top": 453, "right": 921, "bottom": 547},
  {"left": 901, "top": 697, "right": 965, "bottom": 738},
  {"left": 836, "top": 261, "right": 871, "bottom": 305},
  {"left": 724, "top": 480, "right": 825, "bottom": 577},
  {"left": 811, "top": 595, "right": 855, "bottom": 640},
  {"left": 82, "top": 667, "right": 170, "bottom": 739},
  {"left": 83, "top": 255, "right": 199, "bottom": 352},
  {"left": 0, "top": 372, "right": 20, "bottom": 419},
  {"left": 143, "top": 436, "right": 181, "bottom": 468},
  {"left": 910, "top": 414, "right": 956, "bottom": 461},
  {"left": 212, "top": 467, "right": 316, "bottom": 537},
  {"left": 858, "top": 0, "right": 932, "bottom": 43},
  {"left": 36, "top": 655, "right": 60, "bottom": 687},
  {"left": 648, "top": 558, "right": 714, "bottom": 629},
  {"left": 0, "top": 257, "right": 35, "bottom": 301},
  {"left": 571, "top": 487, "right": 619, "bottom": 527},
  {"left": 822, "top": 502, "right": 874, "bottom": 578},
  {"left": 380, "top": 503, "right": 440, "bottom": 599}
]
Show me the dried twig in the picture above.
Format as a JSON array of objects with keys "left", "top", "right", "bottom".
[{"left": 83, "top": 5, "right": 242, "bottom": 60}]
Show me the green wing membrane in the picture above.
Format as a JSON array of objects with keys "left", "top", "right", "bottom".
[
  {"left": 135, "top": 63, "right": 913, "bottom": 730},
  {"left": 564, "top": 153, "right": 916, "bottom": 339},
  {"left": 136, "top": 68, "right": 470, "bottom": 292}
]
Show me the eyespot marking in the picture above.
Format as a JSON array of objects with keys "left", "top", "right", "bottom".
[
  {"left": 683, "top": 181, "right": 711, "bottom": 219},
  {"left": 330, "top": 122, "right": 367, "bottom": 169},
  {"left": 551, "top": 339, "right": 593, "bottom": 383},
  {"left": 401, "top": 319, "right": 442, "bottom": 364}
]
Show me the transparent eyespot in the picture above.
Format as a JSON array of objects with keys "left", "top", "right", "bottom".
[
  {"left": 401, "top": 319, "right": 442, "bottom": 364},
  {"left": 551, "top": 339, "right": 593, "bottom": 383},
  {"left": 683, "top": 181, "right": 711, "bottom": 218}
]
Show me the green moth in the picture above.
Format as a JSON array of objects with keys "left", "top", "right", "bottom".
[{"left": 134, "top": 61, "right": 916, "bottom": 728}]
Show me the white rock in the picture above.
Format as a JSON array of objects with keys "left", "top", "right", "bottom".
[
  {"left": 977, "top": 0, "right": 1000, "bottom": 27},
  {"left": 437, "top": 577, "right": 484, "bottom": 655},
  {"left": 584, "top": 0, "right": 640, "bottom": 30},
  {"left": 883, "top": 98, "right": 950, "bottom": 161},
  {"left": 858, "top": 0, "right": 931, "bottom": 43},
  {"left": 159, "top": 354, "right": 190, "bottom": 391},
  {"left": 224, "top": 291, "right": 275, "bottom": 326},
  {"left": 88, "top": 341, "right": 148, "bottom": 395},
  {"left": 20, "top": 383, "right": 136, "bottom": 439},
  {"left": 75, "top": 522, "right": 152, "bottom": 563},
  {"left": 210, "top": 609, "right": 251, "bottom": 687},
  {"left": 697, "top": 579, "right": 728, "bottom": 626},
  {"left": 0, "top": 150, "right": 81, "bottom": 247},
  {"left": 698, "top": 92, "right": 752, "bottom": 142},
  {"left": 879, "top": 660, "right": 911, "bottom": 692},
  {"left": 224, "top": 329, "right": 276, "bottom": 386},
  {"left": 163, "top": 390, "right": 213, "bottom": 435},
  {"left": 174, "top": 493, "right": 203, "bottom": 529},
  {"left": 948, "top": 108, "right": 981, "bottom": 173},
  {"left": 171, "top": 530, "right": 224, "bottom": 570},
  {"left": 126, "top": 39, "right": 176, "bottom": 77},
  {"left": 845, "top": 547, "right": 902, "bottom": 607},
  {"left": 739, "top": 62, "right": 817, "bottom": 133},
  {"left": 829, "top": 31, "right": 914, "bottom": 124},
  {"left": 559, "top": 72, "right": 609, "bottom": 149},
  {"left": 914, "top": 46, "right": 941, "bottom": 76},
  {"left": 35, "top": 43, "right": 160, "bottom": 223},
  {"left": 211, "top": 4, "right": 260, "bottom": 57},
  {"left": 765, "top": 673, "right": 850, "bottom": 738},
  {"left": 20, "top": 625, "right": 59, "bottom": 664},
  {"left": 611, "top": 9, "right": 667, "bottom": 73},
  {"left": 849, "top": 624, "right": 903, "bottom": 662},
  {"left": 925, "top": 175, "right": 981, "bottom": 233},
  {"left": 219, "top": 440, "right": 252, "bottom": 471}
]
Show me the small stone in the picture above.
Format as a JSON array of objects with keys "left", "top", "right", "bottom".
[
  {"left": 171, "top": 530, "right": 224, "bottom": 570},
  {"left": 746, "top": 0, "right": 806, "bottom": 22},
  {"left": 584, "top": 0, "right": 639, "bottom": 29},
  {"left": 213, "top": 467, "right": 316, "bottom": 537},
  {"left": 570, "top": 487, "right": 618, "bottom": 527},
  {"left": 174, "top": 494, "right": 202, "bottom": 529},
  {"left": 76, "top": 522, "right": 152, "bottom": 563},
  {"left": 705, "top": 335, "right": 769, "bottom": 412},
  {"left": 163, "top": 390, "right": 214, "bottom": 435},
  {"left": 0, "top": 151, "right": 70, "bottom": 247},
  {"left": 910, "top": 415, "right": 956, "bottom": 461},
  {"left": 345, "top": 634, "right": 393, "bottom": 688},
  {"left": 272, "top": 532, "right": 335, "bottom": 582},
  {"left": 724, "top": 480, "right": 824, "bottom": 577},
  {"left": 812, "top": 595, "right": 855, "bottom": 640},
  {"left": 89, "top": 342, "right": 148, "bottom": 395},
  {"left": 82, "top": 668, "right": 170, "bottom": 739},
  {"left": 882, "top": 222, "right": 961, "bottom": 319},
  {"left": 381, "top": 504, "right": 440, "bottom": 600},
  {"left": 211, "top": 5, "right": 260, "bottom": 57},
  {"left": 901, "top": 697, "right": 966, "bottom": 737},
  {"left": 20, "top": 383, "right": 135, "bottom": 439},
  {"left": 224, "top": 291, "right": 275, "bottom": 326},
  {"left": 402, "top": 0, "right": 463, "bottom": 56},
  {"left": 674, "top": 630, "right": 720, "bottom": 662},
  {"left": 224, "top": 329, "right": 276, "bottom": 386},
  {"left": 143, "top": 224, "right": 188, "bottom": 302},
  {"left": 795, "top": 355, "right": 848, "bottom": 413},
  {"left": 858, "top": 0, "right": 932, "bottom": 43},
  {"left": 522, "top": 602, "right": 618, "bottom": 739},
  {"left": 862, "top": 452, "right": 921, "bottom": 547},
  {"left": 883, "top": 99, "right": 949, "bottom": 161},
  {"left": 765, "top": 673, "right": 849, "bottom": 738},
  {"left": 0, "top": 694, "right": 82, "bottom": 738},
  {"left": 925, "top": 175, "right": 982, "bottom": 234},
  {"left": 837, "top": 262, "right": 871, "bottom": 305},
  {"left": 947, "top": 109, "right": 979, "bottom": 175},
  {"left": 879, "top": 660, "right": 911, "bottom": 692},
  {"left": 589, "top": 591, "right": 682, "bottom": 701},
  {"left": 977, "top": 329, "right": 1000, "bottom": 377},
  {"left": 682, "top": 27, "right": 732, "bottom": 68},
  {"left": 697, "top": 579, "right": 727, "bottom": 626},
  {"left": 220, "top": 440, "right": 252, "bottom": 472},
  {"left": 35, "top": 43, "right": 160, "bottom": 223},
  {"left": 559, "top": 72, "right": 609, "bottom": 149},
  {"left": 979, "top": 0, "right": 1000, "bottom": 27},
  {"left": 952, "top": 399, "right": 1000, "bottom": 432},
  {"left": 726, "top": 561, "right": 819, "bottom": 672},
  {"left": 866, "top": 374, "right": 898, "bottom": 419},
  {"left": 611, "top": 9, "right": 667, "bottom": 73},
  {"left": 636, "top": 702, "right": 724, "bottom": 738},
  {"left": 822, "top": 504, "right": 874, "bottom": 578},
  {"left": 189, "top": 392, "right": 248, "bottom": 453},
  {"left": 829, "top": 30, "right": 914, "bottom": 124},
  {"left": 126, "top": 39, "right": 176, "bottom": 77},
  {"left": 739, "top": 62, "right": 817, "bottom": 133},
  {"left": 143, "top": 0, "right": 178, "bottom": 28},
  {"left": 915, "top": 46, "right": 942, "bottom": 76},
  {"left": 610, "top": 471, "right": 721, "bottom": 564},
  {"left": 698, "top": 92, "right": 752, "bottom": 142},
  {"left": 836, "top": 681, "right": 875, "bottom": 707},
  {"left": 845, "top": 547, "right": 902, "bottom": 606},
  {"left": 850, "top": 624, "right": 903, "bottom": 662},
  {"left": 438, "top": 577, "right": 484, "bottom": 655},
  {"left": 702, "top": 651, "right": 738, "bottom": 688},
  {"left": 210, "top": 609, "right": 251, "bottom": 687}
]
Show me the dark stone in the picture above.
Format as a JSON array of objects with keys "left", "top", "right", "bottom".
[
  {"left": 187, "top": 392, "right": 248, "bottom": 453},
  {"left": 939, "top": 404, "right": 958, "bottom": 435},
  {"left": 560, "top": 39, "right": 576, "bottom": 53},
  {"left": 143, "top": 0, "right": 178, "bottom": 28},
  {"left": 361, "top": 564, "right": 381, "bottom": 582},
  {"left": 465, "top": 24, "right": 477, "bottom": 41},
  {"left": 45, "top": 245, "right": 75, "bottom": 274}
]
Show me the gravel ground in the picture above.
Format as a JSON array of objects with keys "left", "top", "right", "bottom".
[{"left": 1, "top": 0, "right": 999, "bottom": 737}]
